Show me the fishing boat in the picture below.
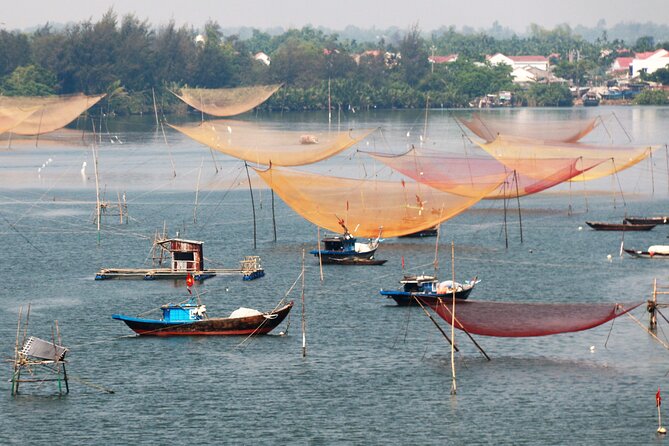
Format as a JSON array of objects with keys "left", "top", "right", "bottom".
[
  {"left": 623, "top": 245, "right": 669, "bottom": 259},
  {"left": 582, "top": 92, "right": 600, "bottom": 107},
  {"left": 623, "top": 216, "right": 669, "bottom": 225},
  {"left": 310, "top": 223, "right": 385, "bottom": 265},
  {"left": 585, "top": 221, "right": 656, "bottom": 231},
  {"left": 380, "top": 274, "right": 478, "bottom": 306},
  {"left": 112, "top": 297, "right": 293, "bottom": 336}
]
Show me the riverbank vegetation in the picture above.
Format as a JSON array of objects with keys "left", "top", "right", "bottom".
[{"left": 1, "top": 9, "right": 669, "bottom": 113}]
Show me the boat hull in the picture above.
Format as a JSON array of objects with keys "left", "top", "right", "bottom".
[
  {"left": 381, "top": 287, "right": 473, "bottom": 306},
  {"left": 585, "top": 221, "right": 656, "bottom": 231},
  {"left": 310, "top": 248, "right": 379, "bottom": 264},
  {"left": 112, "top": 302, "right": 293, "bottom": 336},
  {"left": 623, "top": 248, "right": 669, "bottom": 259},
  {"left": 623, "top": 217, "right": 669, "bottom": 225}
]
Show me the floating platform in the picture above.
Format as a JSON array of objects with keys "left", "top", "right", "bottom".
[{"left": 96, "top": 256, "right": 265, "bottom": 281}]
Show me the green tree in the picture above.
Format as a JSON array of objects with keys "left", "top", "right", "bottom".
[
  {"left": 527, "top": 83, "right": 573, "bottom": 106},
  {"left": 634, "top": 89, "right": 669, "bottom": 105},
  {"left": 1, "top": 65, "right": 57, "bottom": 95}
]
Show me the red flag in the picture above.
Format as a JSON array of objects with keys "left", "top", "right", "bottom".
[
  {"left": 401, "top": 256, "right": 405, "bottom": 269},
  {"left": 186, "top": 273, "right": 194, "bottom": 288},
  {"left": 658, "top": 388, "right": 662, "bottom": 407}
]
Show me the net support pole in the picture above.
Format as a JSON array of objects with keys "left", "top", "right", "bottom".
[
  {"left": 301, "top": 249, "right": 307, "bottom": 358},
  {"left": 244, "top": 162, "right": 257, "bottom": 250},
  {"left": 450, "top": 240, "right": 457, "bottom": 395},
  {"left": 412, "top": 296, "right": 458, "bottom": 351},
  {"left": 271, "top": 189, "right": 277, "bottom": 242},
  {"left": 513, "top": 170, "right": 523, "bottom": 244}
]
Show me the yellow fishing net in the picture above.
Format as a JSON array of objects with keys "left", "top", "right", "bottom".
[
  {"left": 253, "top": 166, "right": 496, "bottom": 238},
  {"left": 458, "top": 113, "right": 599, "bottom": 143},
  {"left": 0, "top": 106, "right": 38, "bottom": 134},
  {"left": 173, "top": 85, "right": 282, "bottom": 117},
  {"left": 171, "top": 119, "right": 376, "bottom": 166},
  {"left": 479, "top": 135, "right": 654, "bottom": 182},
  {"left": 0, "top": 93, "right": 105, "bottom": 135}
]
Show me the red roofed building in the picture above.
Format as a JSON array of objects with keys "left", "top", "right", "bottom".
[{"left": 428, "top": 54, "right": 458, "bottom": 64}]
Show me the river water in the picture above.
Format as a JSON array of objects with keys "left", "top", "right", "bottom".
[{"left": 1, "top": 107, "right": 669, "bottom": 444}]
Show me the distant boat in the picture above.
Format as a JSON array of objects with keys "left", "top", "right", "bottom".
[
  {"left": 380, "top": 274, "right": 478, "bottom": 306},
  {"left": 585, "top": 221, "right": 656, "bottom": 231},
  {"left": 623, "top": 216, "right": 669, "bottom": 225},
  {"left": 112, "top": 298, "right": 293, "bottom": 336},
  {"left": 623, "top": 245, "right": 669, "bottom": 259},
  {"left": 582, "top": 92, "right": 600, "bottom": 107}
]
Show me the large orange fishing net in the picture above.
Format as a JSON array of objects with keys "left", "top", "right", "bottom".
[
  {"left": 173, "top": 85, "right": 281, "bottom": 117},
  {"left": 253, "top": 166, "right": 498, "bottom": 238},
  {"left": 0, "top": 93, "right": 105, "bottom": 136},
  {"left": 171, "top": 119, "right": 376, "bottom": 166},
  {"left": 458, "top": 113, "right": 599, "bottom": 143}
]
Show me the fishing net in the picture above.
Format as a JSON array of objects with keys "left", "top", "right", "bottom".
[
  {"left": 253, "top": 165, "right": 497, "bottom": 238},
  {"left": 0, "top": 93, "right": 105, "bottom": 135},
  {"left": 458, "top": 113, "right": 599, "bottom": 143},
  {"left": 363, "top": 148, "right": 605, "bottom": 199},
  {"left": 479, "top": 135, "right": 655, "bottom": 182},
  {"left": 427, "top": 299, "right": 643, "bottom": 337},
  {"left": 0, "top": 105, "right": 39, "bottom": 134},
  {"left": 171, "top": 119, "right": 376, "bottom": 166},
  {"left": 173, "top": 84, "right": 282, "bottom": 117}
]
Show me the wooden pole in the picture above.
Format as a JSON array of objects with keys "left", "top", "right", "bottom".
[
  {"left": 502, "top": 181, "right": 509, "bottom": 249},
  {"left": 650, "top": 149, "right": 655, "bottom": 197},
  {"left": 91, "top": 121, "right": 101, "bottom": 242},
  {"left": 193, "top": 158, "right": 203, "bottom": 224},
  {"left": 152, "top": 88, "right": 160, "bottom": 127},
  {"left": 301, "top": 249, "right": 307, "bottom": 357},
  {"left": 271, "top": 189, "right": 277, "bottom": 242},
  {"left": 244, "top": 162, "right": 257, "bottom": 249},
  {"left": 513, "top": 170, "right": 523, "bottom": 243},
  {"left": 317, "top": 227, "right": 324, "bottom": 281},
  {"left": 413, "top": 296, "right": 458, "bottom": 351},
  {"left": 450, "top": 240, "right": 457, "bottom": 395},
  {"left": 651, "top": 278, "right": 658, "bottom": 330},
  {"left": 12, "top": 306, "right": 22, "bottom": 395}
]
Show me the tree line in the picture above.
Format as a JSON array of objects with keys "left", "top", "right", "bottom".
[{"left": 1, "top": 9, "right": 668, "bottom": 114}]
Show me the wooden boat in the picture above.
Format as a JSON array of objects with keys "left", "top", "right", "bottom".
[
  {"left": 380, "top": 274, "right": 478, "bottom": 306},
  {"left": 310, "top": 227, "right": 384, "bottom": 264},
  {"left": 112, "top": 298, "right": 293, "bottom": 336},
  {"left": 623, "top": 245, "right": 669, "bottom": 259},
  {"left": 623, "top": 216, "right": 669, "bottom": 225},
  {"left": 585, "top": 221, "right": 656, "bottom": 231},
  {"left": 582, "top": 92, "right": 600, "bottom": 107}
]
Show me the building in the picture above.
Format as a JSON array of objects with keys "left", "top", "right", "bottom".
[
  {"left": 254, "top": 52, "right": 271, "bottom": 66},
  {"left": 487, "top": 53, "right": 549, "bottom": 71},
  {"left": 630, "top": 49, "right": 669, "bottom": 77}
]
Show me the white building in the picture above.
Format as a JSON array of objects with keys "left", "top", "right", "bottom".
[
  {"left": 630, "top": 49, "right": 669, "bottom": 77},
  {"left": 487, "top": 53, "right": 549, "bottom": 71}
]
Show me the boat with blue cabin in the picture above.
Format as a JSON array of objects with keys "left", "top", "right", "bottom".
[
  {"left": 112, "top": 297, "right": 292, "bottom": 336},
  {"left": 310, "top": 225, "right": 385, "bottom": 265},
  {"left": 380, "top": 274, "right": 478, "bottom": 306}
]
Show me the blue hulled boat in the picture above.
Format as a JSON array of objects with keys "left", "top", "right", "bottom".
[
  {"left": 380, "top": 274, "right": 478, "bottom": 306},
  {"left": 310, "top": 227, "right": 385, "bottom": 265},
  {"left": 112, "top": 297, "right": 293, "bottom": 336}
]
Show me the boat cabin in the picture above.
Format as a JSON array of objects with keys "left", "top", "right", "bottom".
[
  {"left": 156, "top": 238, "right": 205, "bottom": 272},
  {"left": 161, "top": 299, "right": 206, "bottom": 322},
  {"left": 321, "top": 234, "right": 356, "bottom": 252},
  {"left": 400, "top": 275, "right": 439, "bottom": 293}
]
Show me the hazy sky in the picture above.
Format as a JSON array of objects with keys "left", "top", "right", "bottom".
[{"left": 2, "top": 0, "right": 669, "bottom": 32}]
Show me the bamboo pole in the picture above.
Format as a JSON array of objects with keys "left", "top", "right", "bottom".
[
  {"left": 317, "top": 226, "right": 324, "bottom": 282},
  {"left": 193, "top": 158, "right": 203, "bottom": 224},
  {"left": 152, "top": 88, "right": 160, "bottom": 128},
  {"left": 413, "top": 296, "right": 458, "bottom": 351},
  {"left": 244, "top": 162, "right": 257, "bottom": 249},
  {"left": 301, "top": 249, "right": 307, "bottom": 357},
  {"left": 450, "top": 241, "right": 457, "bottom": 395},
  {"left": 12, "top": 306, "right": 23, "bottom": 395},
  {"left": 513, "top": 170, "right": 523, "bottom": 243}
]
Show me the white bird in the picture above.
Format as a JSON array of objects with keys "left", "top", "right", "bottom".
[
  {"left": 607, "top": 254, "right": 612, "bottom": 262},
  {"left": 81, "top": 161, "right": 87, "bottom": 175},
  {"left": 590, "top": 345, "right": 595, "bottom": 352}
]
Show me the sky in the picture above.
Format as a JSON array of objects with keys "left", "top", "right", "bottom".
[{"left": 2, "top": 0, "right": 669, "bottom": 32}]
